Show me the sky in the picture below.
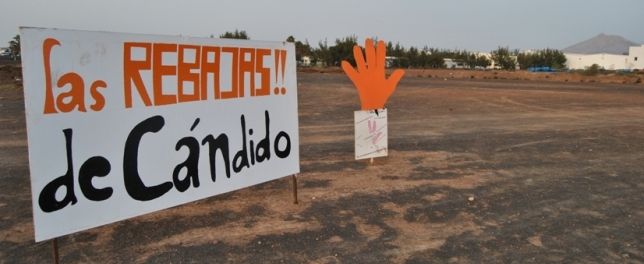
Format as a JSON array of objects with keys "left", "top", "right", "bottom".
[{"left": 2, "top": 0, "right": 643, "bottom": 52}]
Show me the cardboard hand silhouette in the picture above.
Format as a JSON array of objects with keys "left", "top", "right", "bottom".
[{"left": 342, "top": 39, "right": 405, "bottom": 110}]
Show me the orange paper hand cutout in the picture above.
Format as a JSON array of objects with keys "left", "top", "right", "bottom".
[{"left": 342, "top": 39, "right": 405, "bottom": 110}]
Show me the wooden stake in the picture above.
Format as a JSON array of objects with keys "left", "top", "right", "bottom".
[
  {"left": 370, "top": 157, "right": 374, "bottom": 164},
  {"left": 52, "top": 238, "right": 59, "bottom": 264},
  {"left": 291, "top": 174, "right": 298, "bottom": 204}
]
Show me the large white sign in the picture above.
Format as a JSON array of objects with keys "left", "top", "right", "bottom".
[{"left": 20, "top": 27, "right": 299, "bottom": 241}]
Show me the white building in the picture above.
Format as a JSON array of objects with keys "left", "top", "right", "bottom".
[
  {"left": 443, "top": 58, "right": 465, "bottom": 69},
  {"left": 565, "top": 44, "right": 644, "bottom": 70},
  {"left": 476, "top": 52, "right": 496, "bottom": 69},
  {"left": 300, "top": 55, "right": 312, "bottom": 67},
  {"left": 629, "top": 45, "right": 644, "bottom": 69},
  {"left": 565, "top": 53, "right": 629, "bottom": 70}
]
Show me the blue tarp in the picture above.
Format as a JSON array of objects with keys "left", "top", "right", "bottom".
[{"left": 527, "top": 66, "right": 554, "bottom": 72}]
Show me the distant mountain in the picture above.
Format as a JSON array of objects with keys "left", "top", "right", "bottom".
[{"left": 562, "top": 33, "right": 639, "bottom": 55}]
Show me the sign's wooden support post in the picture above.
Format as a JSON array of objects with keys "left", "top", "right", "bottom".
[
  {"left": 292, "top": 174, "right": 298, "bottom": 204},
  {"left": 52, "top": 238, "right": 59, "bottom": 264}
]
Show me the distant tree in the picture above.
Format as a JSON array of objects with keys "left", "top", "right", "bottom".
[
  {"left": 406, "top": 46, "right": 419, "bottom": 68},
  {"left": 491, "top": 46, "right": 516, "bottom": 70},
  {"left": 8, "top": 34, "right": 20, "bottom": 61},
  {"left": 517, "top": 53, "right": 532, "bottom": 69},
  {"left": 584, "top": 64, "right": 601, "bottom": 76},
  {"left": 385, "top": 41, "right": 409, "bottom": 67},
  {"left": 550, "top": 49, "right": 567, "bottom": 69},
  {"left": 461, "top": 53, "right": 472, "bottom": 69},
  {"left": 425, "top": 48, "right": 446, "bottom": 68},
  {"left": 427, "top": 55, "right": 445, "bottom": 68},
  {"left": 301, "top": 36, "right": 567, "bottom": 71},
  {"left": 329, "top": 36, "right": 357, "bottom": 66},
  {"left": 392, "top": 42, "right": 405, "bottom": 58},
  {"left": 517, "top": 49, "right": 567, "bottom": 70},
  {"left": 301, "top": 40, "right": 316, "bottom": 64},
  {"left": 314, "top": 40, "right": 332, "bottom": 67},
  {"left": 475, "top": 54, "right": 491, "bottom": 68},
  {"left": 286, "top": 36, "right": 313, "bottom": 62},
  {"left": 219, "top": 29, "right": 249, "bottom": 40}
]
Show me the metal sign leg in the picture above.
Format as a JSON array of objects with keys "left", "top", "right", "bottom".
[
  {"left": 292, "top": 174, "right": 298, "bottom": 204},
  {"left": 52, "top": 238, "right": 59, "bottom": 264}
]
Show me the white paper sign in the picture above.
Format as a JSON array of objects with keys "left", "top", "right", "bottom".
[
  {"left": 20, "top": 27, "right": 299, "bottom": 241},
  {"left": 354, "top": 109, "right": 388, "bottom": 160}
]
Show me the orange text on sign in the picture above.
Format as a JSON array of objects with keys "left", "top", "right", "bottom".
[
  {"left": 124, "top": 42, "right": 285, "bottom": 108},
  {"left": 42, "top": 38, "right": 107, "bottom": 114}
]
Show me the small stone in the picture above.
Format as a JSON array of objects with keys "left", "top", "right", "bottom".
[
  {"left": 257, "top": 241, "right": 262, "bottom": 245},
  {"left": 468, "top": 196, "right": 475, "bottom": 202}
]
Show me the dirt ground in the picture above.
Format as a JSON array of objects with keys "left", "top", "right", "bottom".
[{"left": 1, "top": 67, "right": 643, "bottom": 263}]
